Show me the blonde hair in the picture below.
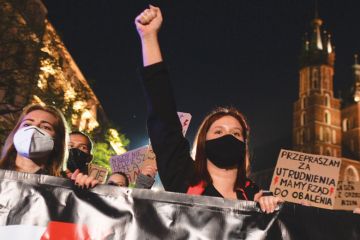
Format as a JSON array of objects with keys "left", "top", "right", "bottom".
[{"left": 0, "top": 104, "right": 69, "bottom": 176}]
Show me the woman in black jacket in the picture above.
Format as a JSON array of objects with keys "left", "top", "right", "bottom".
[{"left": 136, "top": 5, "right": 282, "bottom": 213}]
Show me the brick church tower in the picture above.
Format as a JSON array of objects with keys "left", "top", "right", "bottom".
[
  {"left": 251, "top": 6, "right": 360, "bottom": 188},
  {"left": 293, "top": 12, "right": 342, "bottom": 157},
  {"left": 341, "top": 56, "right": 360, "bottom": 160}
]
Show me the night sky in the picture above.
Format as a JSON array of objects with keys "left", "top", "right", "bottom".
[{"left": 43, "top": 0, "right": 360, "bottom": 171}]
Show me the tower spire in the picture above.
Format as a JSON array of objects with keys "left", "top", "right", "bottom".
[
  {"left": 351, "top": 54, "right": 360, "bottom": 103},
  {"left": 300, "top": 0, "right": 335, "bottom": 68},
  {"left": 310, "top": 1, "right": 323, "bottom": 51},
  {"left": 314, "top": 0, "right": 319, "bottom": 19},
  {"left": 326, "top": 33, "right": 333, "bottom": 53}
]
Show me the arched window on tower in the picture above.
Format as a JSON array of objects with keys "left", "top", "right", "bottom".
[
  {"left": 343, "top": 118, "right": 349, "bottom": 132},
  {"left": 324, "top": 94, "right": 330, "bottom": 107},
  {"left": 323, "top": 68, "right": 329, "bottom": 90},
  {"left": 324, "top": 128, "right": 331, "bottom": 143},
  {"left": 332, "top": 130, "right": 336, "bottom": 144},
  {"left": 319, "top": 126, "right": 323, "bottom": 141},
  {"left": 312, "top": 68, "right": 320, "bottom": 89},
  {"left": 344, "top": 165, "right": 360, "bottom": 182},
  {"left": 324, "top": 110, "right": 331, "bottom": 124},
  {"left": 301, "top": 112, "right": 306, "bottom": 126},
  {"left": 301, "top": 96, "right": 305, "bottom": 109}
]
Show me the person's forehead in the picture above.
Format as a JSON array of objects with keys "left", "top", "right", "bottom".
[
  {"left": 109, "top": 174, "right": 126, "bottom": 182},
  {"left": 70, "top": 134, "right": 89, "bottom": 144},
  {"left": 23, "top": 110, "right": 57, "bottom": 125},
  {"left": 210, "top": 115, "right": 242, "bottom": 129}
]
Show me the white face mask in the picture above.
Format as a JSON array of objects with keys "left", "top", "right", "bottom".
[{"left": 13, "top": 126, "right": 55, "bottom": 159}]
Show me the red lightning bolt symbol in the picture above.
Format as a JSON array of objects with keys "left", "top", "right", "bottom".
[
  {"left": 183, "top": 119, "right": 189, "bottom": 127},
  {"left": 274, "top": 176, "right": 279, "bottom": 185}
]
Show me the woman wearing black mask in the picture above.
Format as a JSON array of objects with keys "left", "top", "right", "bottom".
[
  {"left": 136, "top": 6, "right": 282, "bottom": 213},
  {"left": 66, "top": 131, "right": 99, "bottom": 189},
  {"left": 66, "top": 131, "right": 93, "bottom": 176}
]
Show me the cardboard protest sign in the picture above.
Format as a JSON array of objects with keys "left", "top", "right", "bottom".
[
  {"left": 110, "top": 112, "right": 192, "bottom": 185},
  {"left": 88, "top": 163, "right": 109, "bottom": 184},
  {"left": 334, "top": 181, "right": 360, "bottom": 211},
  {"left": 109, "top": 146, "right": 148, "bottom": 183},
  {"left": 270, "top": 149, "right": 341, "bottom": 210}
]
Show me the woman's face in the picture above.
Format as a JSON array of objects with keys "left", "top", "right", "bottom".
[
  {"left": 19, "top": 110, "right": 58, "bottom": 138},
  {"left": 206, "top": 115, "right": 244, "bottom": 142}
]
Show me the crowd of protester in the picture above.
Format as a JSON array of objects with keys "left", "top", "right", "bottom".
[{"left": 6, "top": 6, "right": 344, "bottom": 215}]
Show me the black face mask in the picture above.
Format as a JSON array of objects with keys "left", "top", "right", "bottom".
[
  {"left": 67, "top": 148, "right": 92, "bottom": 173},
  {"left": 205, "top": 134, "right": 246, "bottom": 169}
]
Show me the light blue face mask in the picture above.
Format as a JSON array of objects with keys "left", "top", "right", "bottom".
[{"left": 13, "top": 126, "right": 54, "bottom": 159}]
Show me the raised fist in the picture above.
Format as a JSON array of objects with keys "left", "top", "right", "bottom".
[{"left": 135, "top": 5, "right": 163, "bottom": 39}]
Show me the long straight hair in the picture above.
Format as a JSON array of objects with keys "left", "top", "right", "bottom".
[
  {"left": 191, "top": 107, "right": 250, "bottom": 190},
  {"left": 0, "top": 104, "right": 68, "bottom": 176}
]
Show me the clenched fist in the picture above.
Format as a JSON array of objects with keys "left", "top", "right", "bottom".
[{"left": 135, "top": 5, "right": 162, "bottom": 39}]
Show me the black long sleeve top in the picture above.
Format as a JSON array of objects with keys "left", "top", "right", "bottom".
[{"left": 141, "top": 62, "right": 259, "bottom": 200}]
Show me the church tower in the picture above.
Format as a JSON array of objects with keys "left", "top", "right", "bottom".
[
  {"left": 341, "top": 55, "right": 360, "bottom": 159},
  {"left": 293, "top": 12, "right": 342, "bottom": 156}
]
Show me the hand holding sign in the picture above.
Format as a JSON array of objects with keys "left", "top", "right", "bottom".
[
  {"left": 353, "top": 208, "right": 360, "bottom": 214},
  {"left": 140, "top": 164, "right": 157, "bottom": 178},
  {"left": 88, "top": 163, "right": 109, "bottom": 184}
]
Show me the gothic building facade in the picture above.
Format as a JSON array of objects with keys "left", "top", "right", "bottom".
[
  {"left": 293, "top": 13, "right": 360, "bottom": 162},
  {"left": 341, "top": 57, "right": 360, "bottom": 160}
]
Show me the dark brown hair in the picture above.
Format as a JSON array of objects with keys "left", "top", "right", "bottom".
[
  {"left": 70, "top": 131, "right": 93, "bottom": 152},
  {"left": 109, "top": 172, "right": 129, "bottom": 187},
  {"left": 191, "top": 107, "right": 250, "bottom": 190},
  {"left": 0, "top": 104, "right": 68, "bottom": 176}
]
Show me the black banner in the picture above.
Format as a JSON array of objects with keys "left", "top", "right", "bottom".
[{"left": 0, "top": 170, "right": 359, "bottom": 239}]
